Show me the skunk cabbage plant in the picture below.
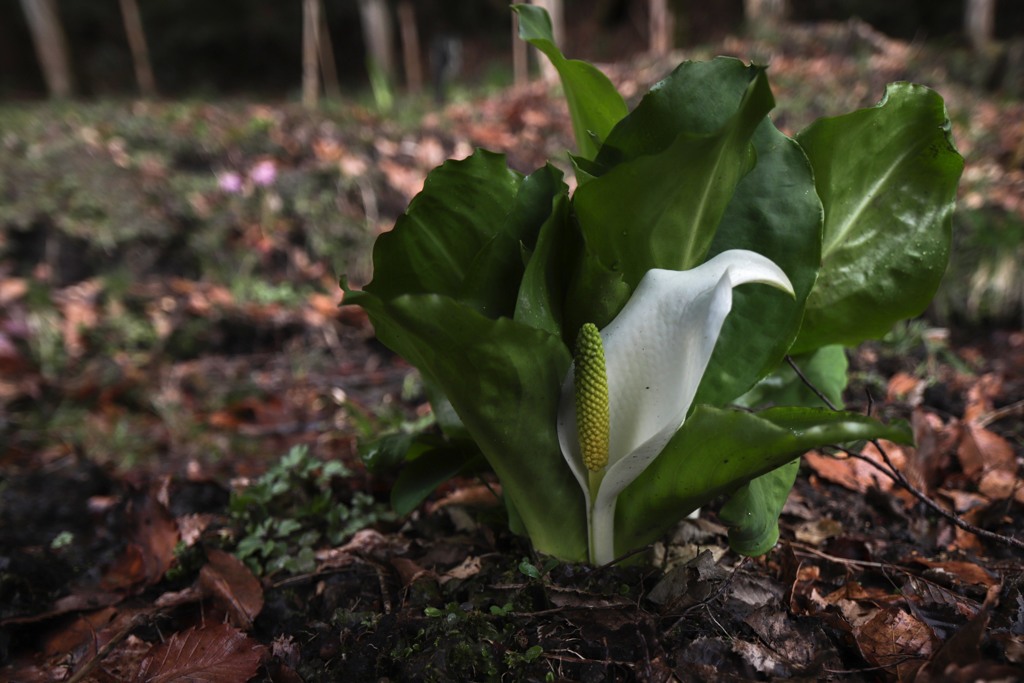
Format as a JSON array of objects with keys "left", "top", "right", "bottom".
[{"left": 343, "top": 5, "right": 963, "bottom": 564}]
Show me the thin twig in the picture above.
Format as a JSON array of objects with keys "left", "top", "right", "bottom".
[
  {"left": 67, "top": 612, "right": 149, "bottom": 683},
  {"left": 839, "top": 443, "right": 1024, "bottom": 552},
  {"left": 606, "top": 544, "right": 655, "bottom": 568},
  {"left": 787, "top": 356, "right": 1024, "bottom": 553},
  {"left": 974, "top": 398, "right": 1024, "bottom": 428},
  {"left": 789, "top": 541, "right": 892, "bottom": 570},
  {"left": 785, "top": 355, "right": 839, "bottom": 410}
]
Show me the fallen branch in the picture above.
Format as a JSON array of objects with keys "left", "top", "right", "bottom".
[
  {"left": 786, "top": 354, "right": 1024, "bottom": 554},
  {"left": 837, "top": 442, "right": 1024, "bottom": 552}
]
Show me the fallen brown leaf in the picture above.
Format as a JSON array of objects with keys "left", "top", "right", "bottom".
[
  {"left": 900, "top": 573, "right": 982, "bottom": 619},
  {"left": 199, "top": 549, "right": 265, "bottom": 630},
  {"left": 390, "top": 556, "right": 433, "bottom": 586},
  {"left": 823, "top": 581, "right": 905, "bottom": 609},
  {"left": 793, "top": 517, "right": 844, "bottom": 545},
  {"left": 910, "top": 408, "right": 957, "bottom": 492},
  {"left": 42, "top": 606, "right": 117, "bottom": 658},
  {"left": 101, "top": 544, "right": 151, "bottom": 592},
  {"left": 805, "top": 443, "right": 901, "bottom": 494},
  {"left": 134, "top": 622, "right": 264, "bottom": 683},
  {"left": 978, "top": 468, "right": 1023, "bottom": 501},
  {"left": 425, "top": 483, "right": 502, "bottom": 513},
  {"left": 963, "top": 373, "right": 1005, "bottom": 423},
  {"left": 957, "top": 422, "right": 1017, "bottom": 480},
  {"left": 912, "top": 589, "right": 1003, "bottom": 682},
  {"left": 906, "top": 557, "right": 1000, "bottom": 589},
  {"left": 855, "top": 606, "right": 937, "bottom": 678},
  {"left": 378, "top": 158, "right": 425, "bottom": 200},
  {"left": 0, "top": 277, "right": 28, "bottom": 305},
  {"left": 102, "top": 487, "right": 179, "bottom": 592},
  {"left": 440, "top": 555, "right": 482, "bottom": 583},
  {"left": 888, "top": 371, "right": 924, "bottom": 403}
]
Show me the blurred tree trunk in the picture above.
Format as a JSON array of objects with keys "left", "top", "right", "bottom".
[
  {"left": 649, "top": 0, "right": 675, "bottom": 56},
  {"left": 318, "top": 6, "right": 341, "bottom": 100},
  {"left": 359, "top": 0, "right": 396, "bottom": 81},
  {"left": 512, "top": 11, "right": 528, "bottom": 86},
  {"left": 19, "top": 0, "right": 74, "bottom": 98},
  {"left": 302, "top": 0, "right": 321, "bottom": 109},
  {"left": 531, "top": 0, "right": 563, "bottom": 81},
  {"left": 118, "top": 0, "right": 157, "bottom": 97},
  {"left": 965, "top": 0, "right": 996, "bottom": 51},
  {"left": 397, "top": 1, "right": 423, "bottom": 94},
  {"left": 744, "top": 0, "right": 788, "bottom": 25}
]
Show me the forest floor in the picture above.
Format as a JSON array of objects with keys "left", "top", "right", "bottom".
[{"left": 2, "top": 20, "right": 1024, "bottom": 682}]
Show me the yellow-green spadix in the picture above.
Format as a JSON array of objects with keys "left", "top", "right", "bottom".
[
  {"left": 557, "top": 249, "right": 794, "bottom": 565},
  {"left": 573, "top": 322, "right": 610, "bottom": 472}
]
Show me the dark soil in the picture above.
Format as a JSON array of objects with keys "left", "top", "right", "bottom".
[{"left": 2, "top": 319, "right": 1023, "bottom": 682}]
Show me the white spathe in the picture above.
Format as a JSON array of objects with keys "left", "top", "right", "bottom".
[{"left": 557, "top": 249, "right": 794, "bottom": 564}]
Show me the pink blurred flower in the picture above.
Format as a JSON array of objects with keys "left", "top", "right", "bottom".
[
  {"left": 217, "top": 171, "right": 243, "bottom": 194},
  {"left": 249, "top": 160, "right": 278, "bottom": 187}
]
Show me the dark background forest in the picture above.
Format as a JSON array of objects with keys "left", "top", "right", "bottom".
[{"left": 3, "top": 0, "right": 1023, "bottom": 98}]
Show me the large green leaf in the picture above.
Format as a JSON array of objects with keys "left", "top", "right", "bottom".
[
  {"left": 615, "top": 406, "right": 912, "bottom": 557},
  {"left": 345, "top": 289, "right": 588, "bottom": 560},
  {"left": 572, "top": 66, "right": 774, "bottom": 288},
  {"left": 597, "top": 58, "right": 769, "bottom": 163},
  {"left": 514, "top": 175, "right": 574, "bottom": 338},
  {"left": 719, "top": 462, "right": 800, "bottom": 556},
  {"left": 792, "top": 84, "right": 964, "bottom": 353},
  {"left": 460, "top": 164, "right": 565, "bottom": 318},
  {"left": 561, "top": 245, "right": 632, "bottom": 344},
  {"left": 512, "top": 4, "right": 627, "bottom": 160},
  {"left": 363, "top": 149, "right": 522, "bottom": 302},
  {"left": 696, "top": 120, "right": 823, "bottom": 407}
]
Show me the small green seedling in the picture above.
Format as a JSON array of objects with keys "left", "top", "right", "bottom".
[{"left": 231, "top": 445, "right": 393, "bottom": 574}]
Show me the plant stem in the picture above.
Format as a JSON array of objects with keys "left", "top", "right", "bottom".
[{"left": 587, "top": 470, "right": 615, "bottom": 565}]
